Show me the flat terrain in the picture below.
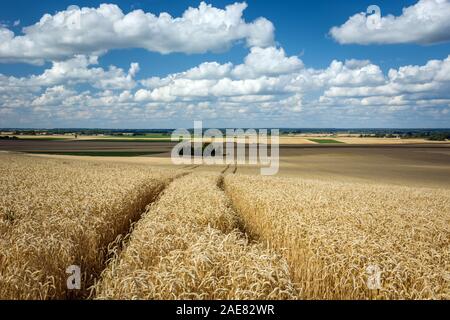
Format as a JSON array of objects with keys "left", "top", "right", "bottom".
[
  {"left": 281, "top": 136, "right": 446, "bottom": 145},
  {"left": 307, "top": 138, "right": 344, "bottom": 144},
  {"left": 277, "top": 143, "right": 450, "bottom": 188},
  {"left": 1, "top": 139, "right": 449, "bottom": 188},
  {"left": 0, "top": 139, "right": 175, "bottom": 155},
  {"left": 5, "top": 134, "right": 446, "bottom": 144}
]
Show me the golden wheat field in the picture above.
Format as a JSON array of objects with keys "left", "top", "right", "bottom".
[
  {"left": 224, "top": 175, "right": 450, "bottom": 299},
  {"left": 94, "top": 174, "right": 296, "bottom": 300},
  {"left": 0, "top": 153, "right": 180, "bottom": 299},
  {"left": 0, "top": 153, "right": 449, "bottom": 300}
]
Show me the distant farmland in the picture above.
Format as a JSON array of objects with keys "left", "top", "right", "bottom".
[
  {"left": 28, "top": 151, "right": 166, "bottom": 157},
  {"left": 1, "top": 138, "right": 450, "bottom": 188},
  {"left": 308, "top": 138, "right": 344, "bottom": 144}
]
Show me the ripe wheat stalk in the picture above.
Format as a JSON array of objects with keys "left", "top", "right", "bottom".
[
  {"left": 94, "top": 173, "right": 297, "bottom": 300},
  {"left": 223, "top": 174, "right": 450, "bottom": 299},
  {"left": 0, "top": 154, "right": 178, "bottom": 299}
]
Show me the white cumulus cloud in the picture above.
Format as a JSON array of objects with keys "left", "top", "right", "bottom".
[
  {"left": 0, "top": 2, "right": 274, "bottom": 64},
  {"left": 330, "top": 0, "right": 450, "bottom": 45}
]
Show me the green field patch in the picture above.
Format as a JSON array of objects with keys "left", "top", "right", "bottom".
[
  {"left": 101, "top": 134, "right": 171, "bottom": 139},
  {"left": 308, "top": 139, "right": 344, "bottom": 144},
  {"left": 18, "top": 137, "right": 71, "bottom": 141},
  {"left": 27, "top": 151, "right": 165, "bottom": 157},
  {"left": 84, "top": 139, "right": 179, "bottom": 143}
]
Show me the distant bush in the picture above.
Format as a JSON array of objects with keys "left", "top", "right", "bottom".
[
  {"left": 427, "top": 134, "right": 450, "bottom": 141},
  {"left": 0, "top": 136, "right": 18, "bottom": 140}
]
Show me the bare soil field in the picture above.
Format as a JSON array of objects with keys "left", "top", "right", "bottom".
[
  {"left": 2, "top": 139, "right": 448, "bottom": 188},
  {"left": 0, "top": 139, "right": 176, "bottom": 154},
  {"left": 277, "top": 144, "right": 450, "bottom": 188},
  {"left": 280, "top": 136, "right": 446, "bottom": 145}
]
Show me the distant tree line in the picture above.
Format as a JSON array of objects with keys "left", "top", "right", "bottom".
[
  {"left": 2, "top": 128, "right": 449, "bottom": 141},
  {"left": 359, "top": 131, "right": 450, "bottom": 141}
]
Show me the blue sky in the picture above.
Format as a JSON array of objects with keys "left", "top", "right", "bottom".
[{"left": 0, "top": 0, "right": 449, "bottom": 128}]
